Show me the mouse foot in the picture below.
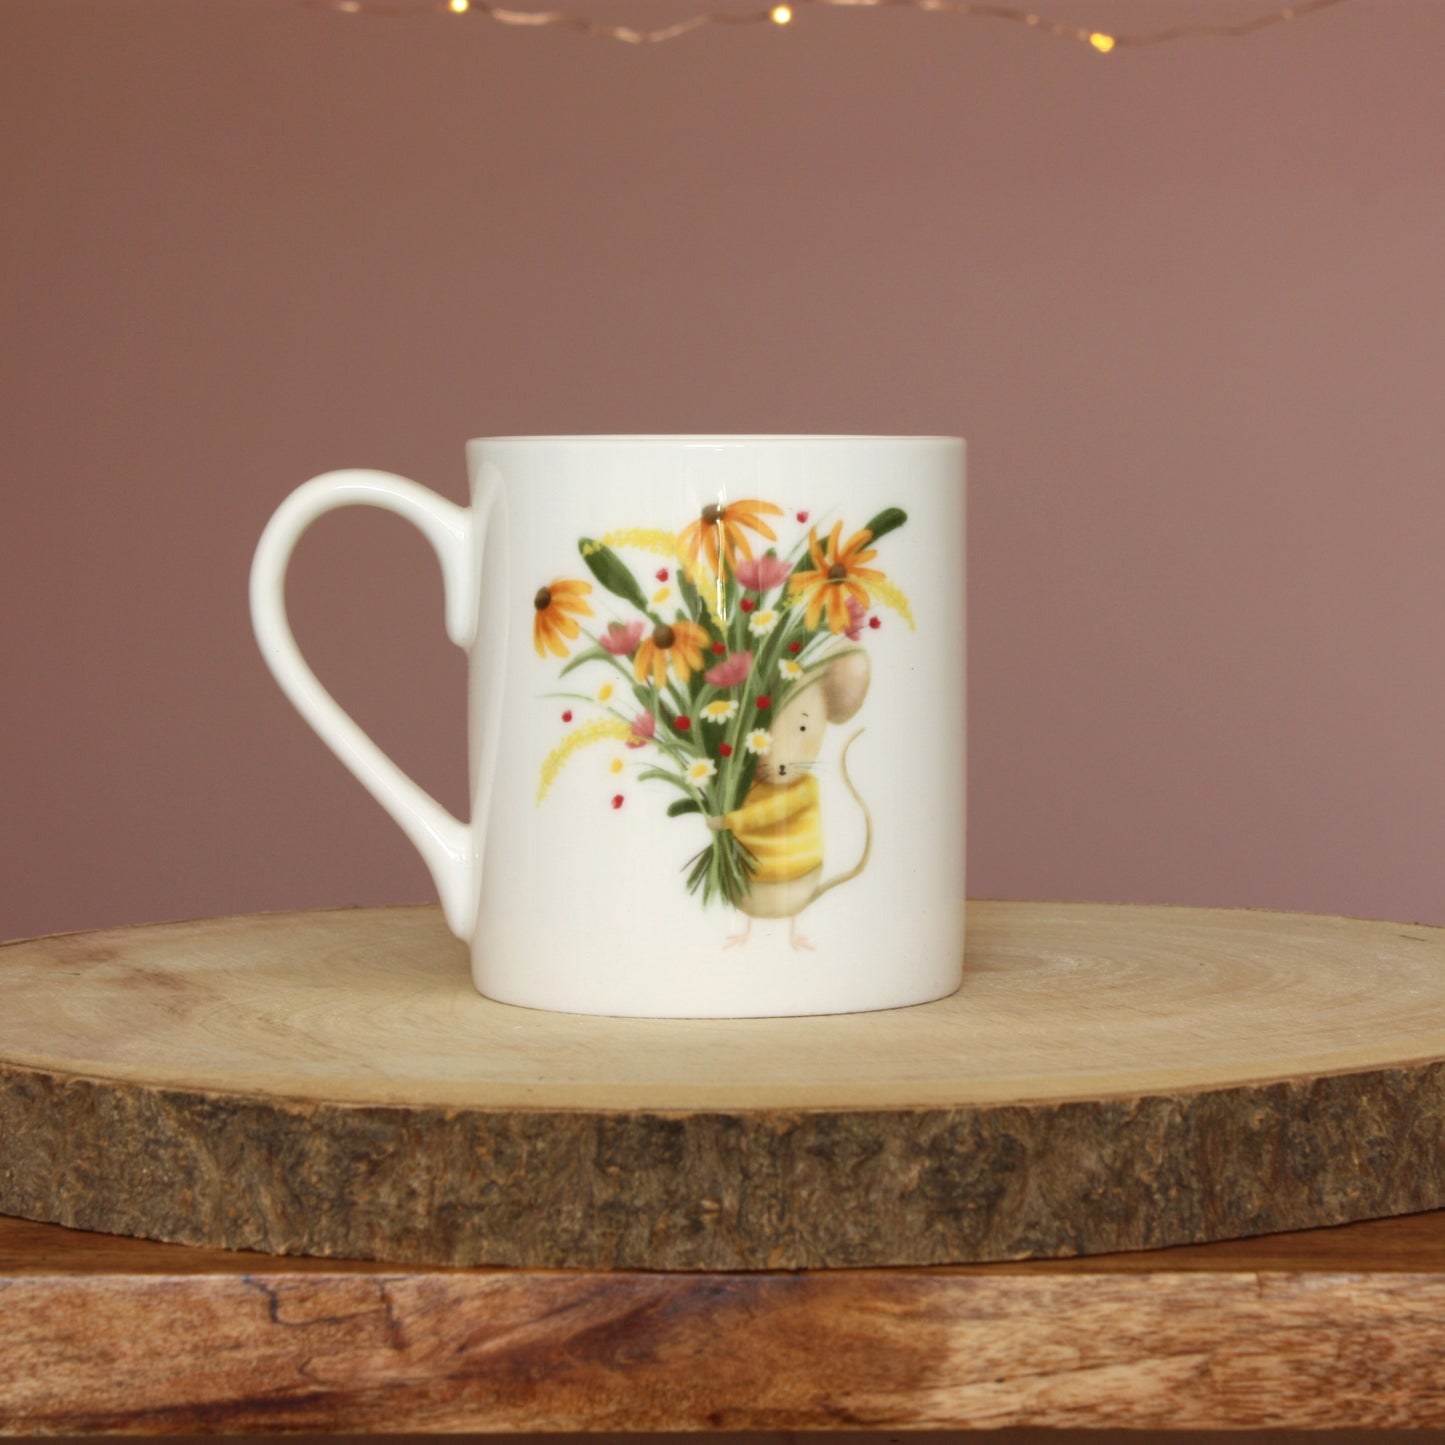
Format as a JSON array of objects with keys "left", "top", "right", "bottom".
[
  {"left": 724, "top": 921, "right": 752, "bottom": 949},
  {"left": 789, "top": 929, "right": 815, "bottom": 952}
]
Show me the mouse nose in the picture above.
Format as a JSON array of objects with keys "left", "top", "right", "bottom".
[{"left": 778, "top": 764, "right": 788, "bottom": 776}]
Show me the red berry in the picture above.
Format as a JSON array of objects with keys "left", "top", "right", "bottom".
[
  {"left": 656, "top": 567, "right": 669, "bottom": 582},
  {"left": 611, "top": 794, "right": 624, "bottom": 809},
  {"left": 756, "top": 695, "right": 771, "bottom": 710},
  {"left": 740, "top": 597, "right": 755, "bottom": 613},
  {"left": 788, "top": 641, "right": 801, "bottom": 653},
  {"left": 562, "top": 710, "right": 573, "bottom": 722},
  {"left": 869, "top": 616, "right": 882, "bottom": 630},
  {"left": 719, "top": 743, "right": 734, "bottom": 757},
  {"left": 797, "top": 510, "right": 809, "bottom": 523},
  {"left": 712, "top": 641, "right": 726, "bottom": 654},
  {"left": 674, "top": 715, "right": 692, "bottom": 731}
]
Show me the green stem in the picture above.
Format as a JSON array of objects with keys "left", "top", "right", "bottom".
[
  {"left": 579, "top": 629, "right": 649, "bottom": 690},
  {"left": 542, "top": 690, "right": 604, "bottom": 705},
  {"left": 637, "top": 765, "right": 695, "bottom": 795}
]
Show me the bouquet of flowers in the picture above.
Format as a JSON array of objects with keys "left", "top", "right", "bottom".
[{"left": 533, "top": 498, "right": 910, "bottom": 908}]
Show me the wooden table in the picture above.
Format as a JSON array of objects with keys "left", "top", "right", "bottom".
[{"left": 6, "top": 1209, "right": 1445, "bottom": 1432}]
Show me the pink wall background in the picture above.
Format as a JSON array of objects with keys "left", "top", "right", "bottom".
[{"left": 3, "top": 0, "right": 1443, "bottom": 943}]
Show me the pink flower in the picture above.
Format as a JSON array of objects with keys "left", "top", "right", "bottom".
[
  {"left": 625, "top": 711, "right": 656, "bottom": 749},
  {"left": 598, "top": 620, "right": 645, "bottom": 656},
  {"left": 734, "top": 555, "right": 793, "bottom": 593},
  {"left": 705, "top": 651, "right": 753, "bottom": 688},
  {"left": 843, "top": 596, "right": 867, "bottom": 641}
]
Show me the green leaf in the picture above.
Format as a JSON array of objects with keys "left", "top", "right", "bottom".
[
  {"left": 677, "top": 567, "right": 705, "bottom": 626},
  {"left": 578, "top": 539, "right": 651, "bottom": 612},
  {"left": 667, "top": 798, "right": 702, "bottom": 817},
  {"left": 558, "top": 646, "right": 607, "bottom": 678},
  {"left": 683, "top": 845, "right": 712, "bottom": 896},
  {"left": 862, "top": 507, "right": 908, "bottom": 543}
]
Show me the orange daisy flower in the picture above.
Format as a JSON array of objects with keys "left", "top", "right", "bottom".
[
  {"left": 532, "top": 578, "right": 594, "bottom": 658},
  {"left": 633, "top": 619, "right": 711, "bottom": 689},
  {"left": 677, "top": 498, "right": 784, "bottom": 578},
  {"left": 789, "top": 521, "right": 886, "bottom": 633}
]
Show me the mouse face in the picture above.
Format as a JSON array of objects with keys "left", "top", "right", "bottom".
[
  {"left": 753, "top": 646, "right": 871, "bottom": 786},
  {"left": 755, "top": 690, "right": 826, "bottom": 784}
]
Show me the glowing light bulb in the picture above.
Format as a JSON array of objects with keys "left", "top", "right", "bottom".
[
  {"left": 1088, "top": 31, "right": 1115, "bottom": 52},
  {"left": 771, "top": 4, "right": 793, "bottom": 23},
  {"left": 448, "top": 0, "right": 470, "bottom": 11}
]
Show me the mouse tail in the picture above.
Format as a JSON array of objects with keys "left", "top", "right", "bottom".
[{"left": 812, "top": 728, "right": 872, "bottom": 905}]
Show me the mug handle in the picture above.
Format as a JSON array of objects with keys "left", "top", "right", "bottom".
[{"left": 249, "top": 470, "right": 478, "bottom": 939}]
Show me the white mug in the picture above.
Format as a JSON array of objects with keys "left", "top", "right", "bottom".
[{"left": 251, "top": 435, "right": 966, "bottom": 1017}]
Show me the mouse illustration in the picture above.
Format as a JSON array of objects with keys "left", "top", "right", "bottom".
[{"left": 706, "top": 647, "right": 873, "bottom": 951}]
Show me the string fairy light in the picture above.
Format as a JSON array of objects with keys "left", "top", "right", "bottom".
[{"left": 305, "top": 0, "right": 1350, "bottom": 52}]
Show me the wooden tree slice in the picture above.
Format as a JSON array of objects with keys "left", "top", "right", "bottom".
[{"left": 2, "top": 901, "right": 1444, "bottom": 1269}]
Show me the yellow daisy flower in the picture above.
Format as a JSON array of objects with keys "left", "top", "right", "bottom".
[
  {"left": 677, "top": 498, "right": 784, "bottom": 578},
  {"left": 633, "top": 619, "right": 711, "bottom": 689},
  {"left": 788, "top": 522, "right": 886, "bottom": 633},
  {"left": 532, "top": 578, "right": 594, "bottom": 658}
]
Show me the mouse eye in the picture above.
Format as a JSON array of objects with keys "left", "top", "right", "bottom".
[{"left": 799, "top": 725, "right": 806, "bottom": 732}]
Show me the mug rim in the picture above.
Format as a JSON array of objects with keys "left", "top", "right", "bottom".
[{"left": 467, "top": 433, "right": 965, "bottom": 446}]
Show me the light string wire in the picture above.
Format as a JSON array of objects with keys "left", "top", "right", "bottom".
[{"left": 303, "top": 0, "right": 1351, "bottom": 52}]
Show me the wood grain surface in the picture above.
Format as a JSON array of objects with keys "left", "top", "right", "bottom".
[
  {"left": 7, "top": 1211, "right": 1445, "bottom": 1433},
  {"left": 3, "top": 901, "right": 1445, "bottom": 1269}
]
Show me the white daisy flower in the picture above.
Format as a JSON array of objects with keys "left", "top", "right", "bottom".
[
  {"left": 748, "top": 608, "right": 780, "bottom": 636},
  {"left": 745, "top": 728, "right": 772, "bottom": 756},
  {"left": 779, "top": 658, "right": 803, "bottom": 679},
  {"left": 687, "top": 758, "right": 717, "bottom": 784},
  {"left": 700, "top": 699, "right": 739, "bottom": 725}
]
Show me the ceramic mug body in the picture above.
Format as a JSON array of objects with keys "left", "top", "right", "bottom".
[{"left": 252, "top": 435, "right": 966, "bottom": 1018}]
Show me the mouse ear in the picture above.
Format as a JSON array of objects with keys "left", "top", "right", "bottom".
[{"left": 820, "top": 648, "right": 871, "bottom": 723}]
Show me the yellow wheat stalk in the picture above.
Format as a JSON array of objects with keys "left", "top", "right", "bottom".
[
  {"left": 869, "top": 577, "right": 917, "bottom": 630},
  {"left": 583, "top": 528, "right": 681, "bottom": 558},
  {"left": 537, "top": 717, "right": 634, "bottom": 803}
]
